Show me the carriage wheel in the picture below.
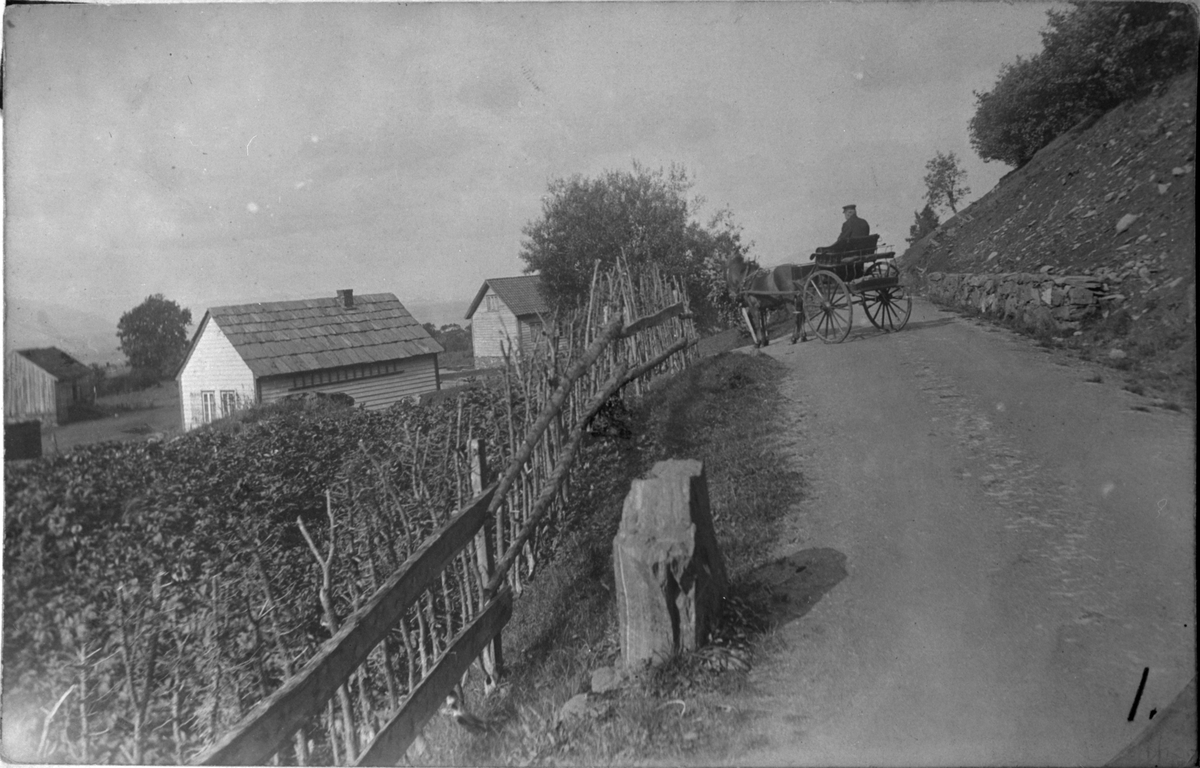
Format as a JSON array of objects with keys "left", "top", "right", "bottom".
[
  {"left": 861, "top": 283, "right": 913, "bottom": 332},
  {"left": 865, "top": 258, "right": 900, "bottom": 280},
  {"left": 802, "top": 270, "right": 853, "bottom": 343}
]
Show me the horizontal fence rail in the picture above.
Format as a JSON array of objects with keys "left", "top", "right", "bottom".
[
  {"left": 356, "top": 588, "right": 513, "bottom": 766},
  {"left": 195, "top": 483, "right": 498, "bottom": 766}
]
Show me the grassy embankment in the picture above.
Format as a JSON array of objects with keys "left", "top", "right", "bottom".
[{"left": 412, "top": 341, "right": 804, "bottom": 765}]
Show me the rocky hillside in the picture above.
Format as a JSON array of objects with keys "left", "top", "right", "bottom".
[{"left": 902, "top": 69, "right": 1196, "bottom": 405}]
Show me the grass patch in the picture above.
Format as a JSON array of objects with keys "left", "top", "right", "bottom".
[
  {"left": 1123, "top": 382, "right": 1146, "bottom": 396},
  {"left": 412, "top": 351, "right": 804, "bottom": 765}
]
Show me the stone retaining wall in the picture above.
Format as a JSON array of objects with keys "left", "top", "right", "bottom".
[{"left": 914, "top": 271, "right": 1116, "bottom": 332}]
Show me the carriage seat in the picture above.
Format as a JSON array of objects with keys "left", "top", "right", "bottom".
[{"left": 812, "top": 234, "right": 880, "bottom": 263}]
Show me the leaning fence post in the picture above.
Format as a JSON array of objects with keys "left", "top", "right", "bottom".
[{"left": 469, "top": 439, "right": 504, "bottom": 689}]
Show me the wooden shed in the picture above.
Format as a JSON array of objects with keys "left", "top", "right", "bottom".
[
  {"left": 465, "top": 275, "right": 551, "bottom": 367},
  {"left": 176, "top": 289, "right": 443, "bottom": 431},
  {"left": 4, "top": 347, "right": 95, "bottom": 429}
]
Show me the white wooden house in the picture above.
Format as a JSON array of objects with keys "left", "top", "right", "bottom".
[
  {"left": 176, "top": 290, "right": 443, "bottom": 431},
  {"left": 4, "top": 347, "right": 95, "bottom": 428},
  {"left": 464, "top": 275, "right": 550, "bottom": 367}
]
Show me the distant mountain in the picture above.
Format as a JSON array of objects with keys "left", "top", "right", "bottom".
[
  {"left": 402, "top": 298, "right": 474, "bottom": 329},
  {"left": 2, "top": 295, "right": 476, "bottom": 367},
  {"left": 4, "top": 297, "right": 124, "bottom": 365}
]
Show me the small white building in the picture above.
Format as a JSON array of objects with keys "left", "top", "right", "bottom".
[
  {"left": 464, "top": 275, "right": 550, "bottom": 367},
  {"left": 176, "top": 290, "right": 443, "bottom": 431}
]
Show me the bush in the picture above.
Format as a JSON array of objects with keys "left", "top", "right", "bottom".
[
  {"left": 970, "top": 2, "right": 1198, "bottom": 167},
  {"left": 94, "top": 368, "right": 162, "bottom": 397}
]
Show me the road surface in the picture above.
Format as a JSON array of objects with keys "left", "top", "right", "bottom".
[{"left": 716, "top": 298, "right": 1195, "bottom": 766}]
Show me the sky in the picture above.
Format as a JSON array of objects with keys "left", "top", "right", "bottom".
[{"left": 2, "top": 1, "right": 1057, "bottom": 362}]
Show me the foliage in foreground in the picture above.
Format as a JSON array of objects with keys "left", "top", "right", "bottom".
[
  {"left": 2, "top": 388, "right": 526, "bottom": 763},
  {"left": 5, "top": 258, "right": 696, "bottom": 764},
  {"left": 969, "top": 2, "right": 1197, "bottom": 167}
]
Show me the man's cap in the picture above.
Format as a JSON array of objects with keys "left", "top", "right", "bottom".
[{"left": 843, "top": 204, "right": 857, "bottom": 211}]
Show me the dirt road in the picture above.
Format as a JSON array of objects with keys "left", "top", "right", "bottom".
[{"left": 717, "top": 299, "right": 1195, "bottom": 766}]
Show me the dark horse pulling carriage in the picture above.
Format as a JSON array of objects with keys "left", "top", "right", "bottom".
[{"left": 726, "top": 234, "right": 912, "bottom": 346}]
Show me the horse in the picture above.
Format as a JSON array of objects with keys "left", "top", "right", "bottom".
[{"left": 725, "top": 254, "right": 808, "bottom": 347}]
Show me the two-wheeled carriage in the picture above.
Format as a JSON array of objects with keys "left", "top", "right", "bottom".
[
  {"left": 798, "top": 234, "right": 912, "bottom": 342},
  {"left": 732, "top": 234, "right": 912, "bottom": 345}
]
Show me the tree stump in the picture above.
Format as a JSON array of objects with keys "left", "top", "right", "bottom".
[{"left": 612, "top": 460, "right": 728, "bottom": 667}]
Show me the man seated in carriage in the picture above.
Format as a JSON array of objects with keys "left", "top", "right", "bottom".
[
  {"left": 833, "top": 204, "right": 870, "bottom": 246},
  {"left": 814, "top": 204, "right": 876, "bottom": 258}
]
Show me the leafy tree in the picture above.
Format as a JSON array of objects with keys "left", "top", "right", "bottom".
[
  {"left": 117, "top": 294, "right": 193, "bottom": 376},
  {"left": 437, "top": 324, "right": 472, "bottom": 353},
  {"left": 907, "top": 204, "right": 941, "bottom": 245},
  {"left": 421, "top": 323, "right": 472, "bottom": 354},
  {"left": 970, "top": 2, "right": 1197, "bottom": 167},
  {"left": 923, "top": 152, "right": 971, "bottom": 215},
  {"left": 685, "top": 207, "right": 757, "bottom": 330},
  {"left": 518, "top": 162, "right": 753, "bottom": 331}
]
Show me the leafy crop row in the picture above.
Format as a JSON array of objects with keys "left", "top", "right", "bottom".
[{"left": 4, "top": 261, "right": 696, "bottom": 764}]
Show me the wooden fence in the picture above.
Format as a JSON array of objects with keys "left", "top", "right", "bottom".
[{"left": 194, "top": 262, "right": 696, "bottom": 765}]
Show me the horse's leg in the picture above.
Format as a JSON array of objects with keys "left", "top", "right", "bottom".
[
  {"left": 759, "top": 306, "right": 770, "bottom": 346},
  {"left": 740, "top": 304, "right": 760, "bottom": 347},
  {"left": 793, "top": 293, "right": 808, "bottom": 343}
]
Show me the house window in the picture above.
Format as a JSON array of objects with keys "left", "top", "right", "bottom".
[
  {"left": 201, "top": 391, "right": 217, "bottom": 423},
  {"left": 221, "top": 391, "right": 238, "bottom": 416},
  {"left": 485, "top": 294, "right": 502, "bottom": 312}
]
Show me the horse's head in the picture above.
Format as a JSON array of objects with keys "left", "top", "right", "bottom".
[{"left": 725, "top": 254, "right": 748, "bottom": 302}]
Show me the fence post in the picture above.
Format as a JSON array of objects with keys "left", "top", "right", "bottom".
[{"left": 469, "top": 439, "right": 504, "bottom": 689}]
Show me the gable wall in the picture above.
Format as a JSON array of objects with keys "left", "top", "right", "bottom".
[
  {"left": 471, "top": 289, "right": 524, "bottom": 364},
  {"left": 4, "top": 353, "right": 59, "bottom": 427},
  {"left": 178, "top": 320, "right": 256, "bottom": 431}
]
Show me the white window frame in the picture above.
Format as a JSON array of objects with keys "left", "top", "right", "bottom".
[
  {"left": 220, "top": 390, "right": 238, "bottom": 417},
  {"left": 201, "top": 390, "right": 217, "bottom": 424},
  {"left": 485, "top": 294, "right": 502, "bottom": 312}
]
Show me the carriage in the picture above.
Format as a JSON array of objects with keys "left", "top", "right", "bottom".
[{"left": 737, "top": 234, "right": 912, "bottom": 345}]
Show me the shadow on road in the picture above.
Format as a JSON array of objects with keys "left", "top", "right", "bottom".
[
  {"left": 901, "top": 316, "right": 957, "bottom": 332},
  {"left": 749, "top": 547, "right": 848, "bottom": 626}
]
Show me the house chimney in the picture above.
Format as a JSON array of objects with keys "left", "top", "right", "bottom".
[{"left": 337, "top": 289, "right": 354, "bottom": 308}]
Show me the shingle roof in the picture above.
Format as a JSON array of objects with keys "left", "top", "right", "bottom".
[
  {"left": 16, "top": 348, "right": 92, "bottom": 381},
  {"left": 465, "top": 275, "right": 550, "bottom": 319},
  {"left": 206, "top": 293, "right": 443, "bottom": 379}
]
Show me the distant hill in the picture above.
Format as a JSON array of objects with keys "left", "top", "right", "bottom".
[
  {"left": 2, "top": 295, "right": 476, "bottom": 367},
  {"left": 4, "top": 297, "right": 124, "bottom": 365},
  {"left": 402, "top": 298, "right": 474, "bottom": 329},
  {"left": 902, "top": 69, "right": 1196, "bottom": 401}
]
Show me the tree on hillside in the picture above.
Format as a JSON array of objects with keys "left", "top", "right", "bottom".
[
  {"left": 970, "top": 2, "right": 1197, "bottom": 167},
  {"left": 422, "top": 323, "right": 472, "bottom": 353},
  {"left": 518, "top": 162, "right": 754, "bottom": 331},
  {"left": 687, "top": 207, "right": 758, "bottom": 329},
  {"left": 437, "top": 324, "right": 472, "bottom": 353},
  {"left": 923, "top": 152, "right": 971, "bottom": 215},
  {"left": 117, "top": 294, "right": 192, "bottom": 376},
  {"left": 907, "top": 205, "right": 941, "bottom": 245}
]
